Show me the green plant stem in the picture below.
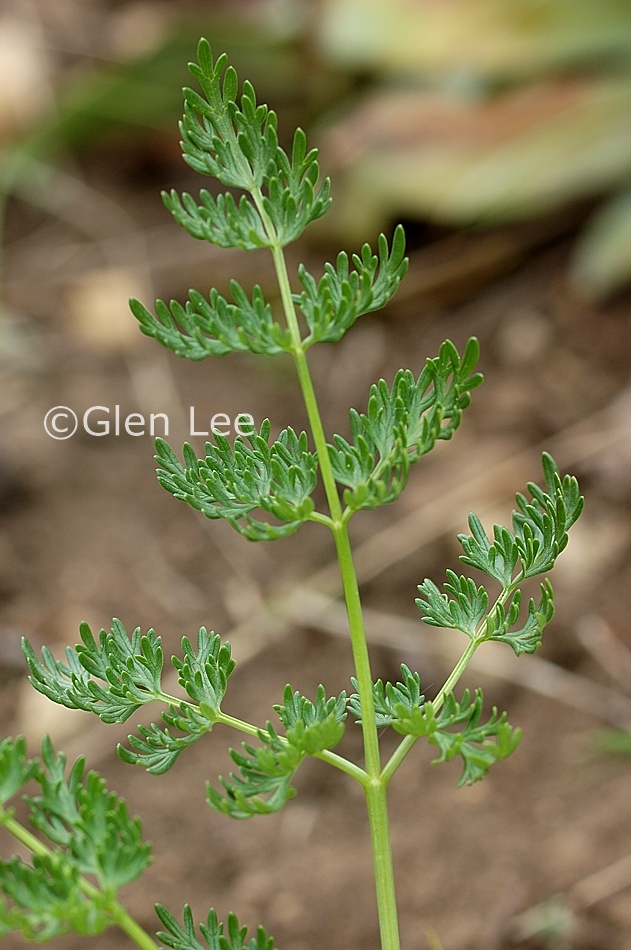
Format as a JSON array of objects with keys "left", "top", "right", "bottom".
[
  {"left": 248, "top": 181, "right": 402, "bottom": 950},
  {"left": 328, "top": 528, "right": 403, "bottom": 950},
  {"left": 264, "top": 233, "right": 401, "bottom": 950},
  {"left": 107, "top": 904, "right": 160, "bottom": 950},
  {"left": 365, "top": 783, "right": 400, "bottom": 950},
  {"left": 0, "top": 811, "right": 159, "bottom": 950}
]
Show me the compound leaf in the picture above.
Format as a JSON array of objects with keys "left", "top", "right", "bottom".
[
  {"left": 392, "top": 690, "right": 521, "bottom": 786},
  {"left": 328, "top": 337, "right": 483, "bottom": 511},
  {"left": 295, "top": 226, "right": 408, "bottom": 346},
  {"left": 27, "top": 738, "right": 151, "bottom": 893},
  {"left": 274, "top": 684, "right": 346, "bottom": 757},
  {"left": 208, "top": 686, "right": 345, "bottom": 819},
  {"left": 117, "top": 704, "right": 211, "bottom": 777},
  {"left": 155, "top": 423, "right": 318, "bottom": 541},
  {"left": 22, "top": 619, "right": 164, "bottom": 724},
  {"left": 169, "top": 39, "right": 330, "bottom": 249},
  {"left": 173, "top": 627, "right": 236, "bottom": 712},
  {"left": 459, "top": 453, "right": 583, "bottom": 585},
  {"left": 130, "top": 280, "right": 290, "bottom": 362},
  {"left": 0, "top": 855, "right": 110, "bottom": 941},
  {"left": 416, "top": 571, "right": 488, "bottom": 637},
  {"left": 0, "top": 736, "right": 37, "bottom": 806},
  {"left": 206, "top": 724, "right": 300, "bottom": 820},
  {"left": 487, "top": 580, "right": 555, "bottom": 655}
]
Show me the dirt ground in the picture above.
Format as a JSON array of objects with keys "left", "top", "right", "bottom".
[{"left": 2, "top": 78, "right": 631, "bottom": 950}]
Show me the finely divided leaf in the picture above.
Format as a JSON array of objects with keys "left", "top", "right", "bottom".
[
  {"left": 26, "top": 738, "right": 152, "bottom": 893},
  {"left": 155, "top": 423, "right": 318, "bottom": 541},
  {"left": 22, "top": 620, "right": 164, "bottom": 724},
  {"left": 0, "top": 736, "right": 37, "bottom": 806},
  {"left": 0, "top": 855, "right": 110, "bottom": 941},
  {"left": 274, "top": 684, "right": 346, "bottom": 757},
  {"left": 173, "top": 627, "right": 235, "bottom": 710},
  {"left": 459, "top": 453, "right": 583, "bottom": 584},
  {"left": 295, "top": 226, "right": 408, "bottom": 345},
  {"left": 487, "top": 580, "right": 555, "bottom": 655},
  {"left": 416, "top": 571, "right": 488, "bottom": 637},
  {"left": 392, "top": 690, "right": 521, "bottom": 786},
  {"left": 458, "top": 515, "right": 519, "bottom": 587},
  {"left": 206, "top": 725, "right": 301, "bottom": 819},
  {"left": 274, "top": 684, "right": 347, "bottom": 732},
  {"left": 170, "top": 39, "right": 330, "bottom": 249},
  {"left": 156, "top": 903, "right": 275, "bottom": 950},
  {"left": 261, "top": 126, "right": 332, "bottom": 246},
  {"left": 118, "top": 629, "right": 234, "bottom": 775},
  {"left": 348, "top": 665, "right": 424, "bottom": 727},
  {"left": 208, "top": 686, "right": 345, "bottom": 819},
  {"left": 417, "top": 572, "right": 555, "bottom": 656},
  {"left": 130, "top": 280, "right": 290, "bottom": 361},
  {"left": 117, "top": 704, "right": 210, "bottom": 776},
  {"left": 328, "top": 338, "right": 483, "bottom": 511},
  {"left": 163, "top": 188, "right": 269, "bottom": 252}
]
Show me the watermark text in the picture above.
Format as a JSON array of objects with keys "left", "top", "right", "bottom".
[{"left": 44, "top": 406, "right": 255, "bottom": 440}]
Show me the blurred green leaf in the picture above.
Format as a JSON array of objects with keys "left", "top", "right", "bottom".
[
  {"left": 321, "top": 79, "right": 631, "bottom": 240},
  {"left": 318, "top": 0, "right": 631, "bottom": 82},
  {"left": 571, "top": 187, "right": 631, "bottom": 299},
  {"left": 590, "top": 728, "right": 631, "bottom": 756}
]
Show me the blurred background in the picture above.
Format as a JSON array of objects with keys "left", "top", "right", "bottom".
[{"left": 1, "top": 1, "right": 631, "bottom": 948}]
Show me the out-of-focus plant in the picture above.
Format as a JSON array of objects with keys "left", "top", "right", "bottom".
[{"left": 315, "top": 0, "right": 631, "bottom": 299}]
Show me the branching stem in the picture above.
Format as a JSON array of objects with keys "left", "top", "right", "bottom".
[
  {"left": 381, "top": 580, "right": 521, "bottom": 784},
  {"left": 154, "top": 696, "right": 369, "bottom": 785}
]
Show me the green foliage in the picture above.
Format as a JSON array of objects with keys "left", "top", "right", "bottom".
[
  {"left": 4, "top": 37, "right": 587, "bottom": 950},
  {"left": 206, "top": 723, "right": 301, "bottom": 819},
  {"left": 274, "top": 683, "right": 347, "bottom": 732},
  {"left": 0, "top": 735, "right": 150, "bottom": 941},
  {"left": 416, "top": 574, "right": 555, "bottom": 656},
  {"left": 348, "top": 665, "right": 424, "bottom": 728},
  {"left": 156, "top": 904, "right": 274, "bottom": 950},
  {"left": 162, "top": 187, "right": 270, "bottom": 252},
  {"left": 28, "top": 738, "right": 151, "bottom": 892},
  {"left": 117, "top": 704, "right": 211, "bottom": 777},
  {"left": 328, "top": 337, "right": 483, "bottom": 511},
  {"left": 0, "top": 856, "right": 109, "bottom": 941},
  {"left": 208, "top": 686, "right": 346, "bottom": 819},
  {"left": 130, "top": 281, "right": 290, "bottom": 361},
  {"left": 416, "top": 572, "right": 488, "bottom": 638},
  {"left": 485, "top": 580, "right": 555, "bottom": 655},
  {"left": 22, "top": 619, "right": 164, "bottom": 724},
  {"left": 0, "top": 737, "right": 37, "bottom": 806},
  {"left": 295, "top": 226, "right": 408, "bottom": 346},
  {"left": 459, "top": 452, "right": 583, "bottom": 585},
  {"left": 417, "top": 454, "right": 581, "bottom": 656},
  {"left": 22, "top": 623, "right": 236, "bottom": 775},
  {"left": 173, "top": 628, "right": 236, "bottom": 710},
  {"left": 392, "top": 690, "right": 522, "bottom": 786},
  {"left": 173, "top": 39, "right": 330, "bottom": 248},
  {"left": 155, "top": 423, "right": 318, "bottom": 541}
]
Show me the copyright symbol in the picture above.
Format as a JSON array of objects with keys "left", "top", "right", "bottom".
[{"left": 44, "top": 406, "right": 78, "bottom": 440}]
